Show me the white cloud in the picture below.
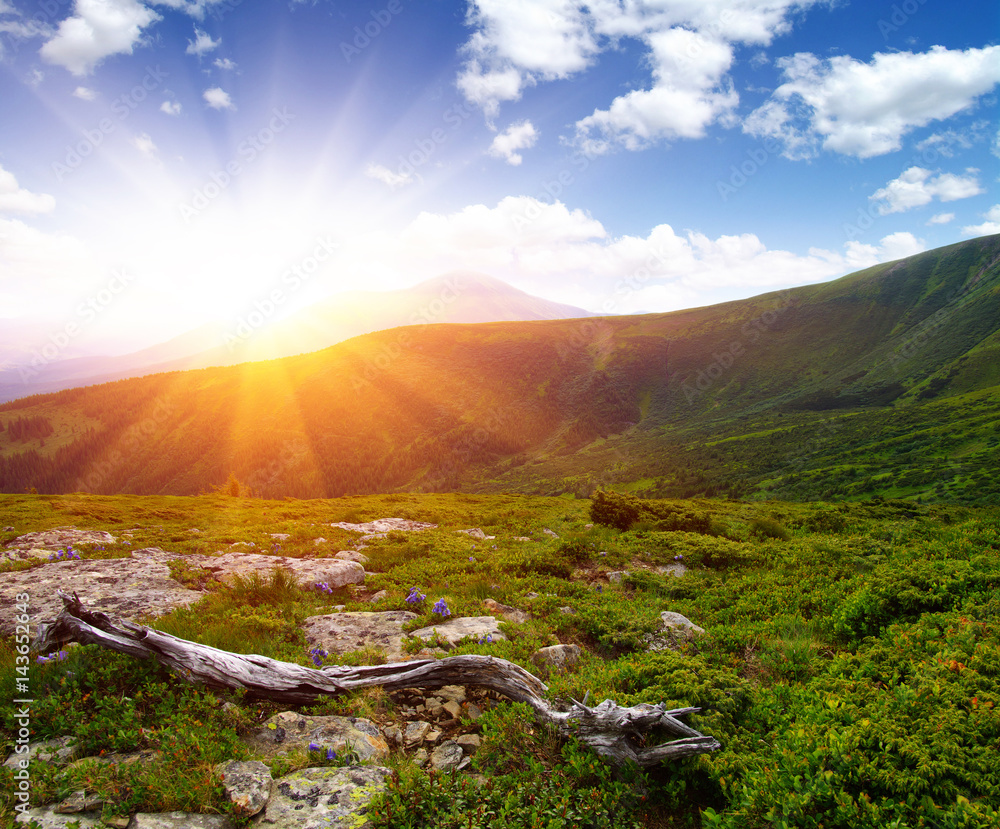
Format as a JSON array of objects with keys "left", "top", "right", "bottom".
[
  {"left": 203, "top": 86, "right": 234, "bottom": 110},
  {"left": 0, "top": 165, "right": 56, "bottom": 215},
  {"left": 488, "top": 120, "right": 538, "bottom": 165},
  {"left": 186, "top": 26, "right": 219, "bottom": 56},
  {"left": 73, "top": 85, "right": 97, "bottom": 100},
  {"left": 132, "top": 132, "right": 157, "bottom": 157},
  {"left": 574, "top": 28, "right": 738, "bottom": 154},
  {"left": 459, "top": 1, "right": 827, "bottom": 144},
  {"left": 962, "top": 204, "right": 1000, "bottom": 237},
  {"left": 927, "top": 213, "right": 955, "bottom": 225},
  {"left": 458, "top": 0, "right": 598, "bottom": 121},
  {"left": 334, "top": 196, "right": 925, "bottom": 314},
  {"left": 0, "top": 5, "right": 53, "bottom": 59},
  {"left": 365, "top": 163, "right": 416, "bottom": 189},
  {"left": 746, "top": 45, "right": 1000, "bottom": 159},
  {"left": 39, "top": 0, "right": 161, "bottom": 76},
  {"left": 160, "top": 99, "right": 181, "bottom": 115},
  {"left": 213, "top": 57, "right": 236, "bottom": 70},
  {"left": 870, "top": 167, "right": 983, "bottom": 215}
]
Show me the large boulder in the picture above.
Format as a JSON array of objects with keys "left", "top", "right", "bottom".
[
  {"left": 245, "top": 712, "right": 389, "bottom": 763},
  {"left": 216, "top": 760, "right": 272, "bottom": 817},
  {"left": 645, "top": 611, "right": 706, "bottom": 651},
  {"left": 254, "top": 765, "right": 391, "bottom": 829},
  {"left": 302, "top": 611, "right": 418, "bottom": 662},
  {"left": 0, "top": 548, "right": 203, "bottom": 636},
  {"left": 183, "top": 552, "right": 365, "bottom": 589}
]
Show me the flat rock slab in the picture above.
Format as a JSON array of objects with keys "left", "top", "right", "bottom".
[
  {"left": 245, "top": 712, "right": 389, "bottom": 763},
  {"left": 255, "top": 765, "right": 391, "bottom": 829},
  {"left": 183, "top": 552, "right": 365, "bottom": 589},
  {"left": 131, "top": 814, "right": 237, "bottom": 829},
  {"left": 216, "top": 760, "right": 273, "bottom": 817},
  {"left": 0, "top": 548, "right": 203, "bottom": 636},
  {"left": 328, "top": 518, "right": 437, "bottom": 540},
  {"left": 14, "top": 807, "right": 102, "bottom": 827},
  {"left": 303, "top": 610, "right": 418, "bottom": 662},
  {"left": 409, "top": 616, "right": 506, "bottom": 649},
  {"left": 5, "top": 527, "right": 118, "bottom": 551}
]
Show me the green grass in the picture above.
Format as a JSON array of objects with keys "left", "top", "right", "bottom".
[{"left": 1, "top": 492, "right": 998, "bottom": 827}]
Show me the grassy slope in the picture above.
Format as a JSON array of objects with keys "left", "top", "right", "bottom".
[
  {"left": 0, "top": 492, "right": 997, "bottom": 827},
  {"left": 0, "top": 235, "right": 997, "bottom": 502}
]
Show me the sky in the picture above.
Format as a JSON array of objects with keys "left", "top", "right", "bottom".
[{"left": 0, "top": 0, "right": 998, "bottom": 357}]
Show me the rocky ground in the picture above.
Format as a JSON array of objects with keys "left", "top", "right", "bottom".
[{"left": 2, "top": 523, "right": 699, "bottom": 828}]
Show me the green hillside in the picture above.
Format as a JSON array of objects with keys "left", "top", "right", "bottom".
[{"left": 1, "top": 235, "right": 998, "bottom": 503}]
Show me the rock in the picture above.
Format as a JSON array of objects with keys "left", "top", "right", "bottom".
[
  {"left": 607, "top": 571, "right": 629, "bottom": 584},
  {"left": 303, "top": 611, "right": 418, "bottom": 662},
  {"left": 513, "top": 536, "right": 531, "bottom": 541},
  {"left": 104, "top": 818, "right": 131, "bottom": 828},
  {"left": 4, "top": 736, "right": 77, "bottom": 768},
  {"left": 482, "top": 598, "right": 529, "bottom": 624},
  {"left": 437, "top": 685, "right": 467, "bottom": 703},
  {"left": 456, "top": 734, "right": 481, "bottom": 755},
  {"left": 403, "top": 721, "right": 431, "bottom": 747},
  {"left": 531, "top": 644, "right": 582, "bottom": 678},
  {"left": 424, "top": 728, "right": 443, "bottom": 744},
  {"left": 131, "top": 813, "right": 236, "bottom": 828},
  {"left": 182, "top": 552, "right": 365, "bottom": 590},
  {"left": 543, "top": 528, "right": 559, "bottom": 538},
  {"left": 256, "top": 765, "right": 391, "bottom": 829},
  {"left": 408, "top": 616, "right": 506, "bottom": 649},
  {"left": 269, "top": 533, "right": 291, "bottom": 541},
  {"left": 215, "top": 760, "right": 272, "bottom": 817},
  {"left": 246, "top": 712, "right": 389, "bottom": 763},
  {"left": 334, "top": 550, "right": 369, "bottom": 566},
  {"left": 457, "top": 528, "right": 495, "bottom": 540},
  {"left": 54, "top": 791, "right": 104, "bottom": 814},
  {"left": 413, "top": 748, "right": 428, "bottom": 767},
  {"left": 5, "top": 527, "right": 117, "bottom": 553},
  {"left": 368, "top": 590, "right": 388, "bottom": 603},
  {"left": 443, "top": 700, "right": 463, "bottom": 719},
  {"left": 430, "top": 741, "right": 464, "bottom": 771},
  {"left": 329, "top": 518, "right": 437, "bottom": 540},
  {"left": 383, "top": 724, "right": 402, "bottom": 747},
  {"left": 0, "top": 549, "right": 204, "bottom": 636},
  {"left": 14, "top": 807, "right": 101, "bottom": 827},
  {"left": 559, "top": 606, "right": 576, "bottom": 615},
  {"left": 646, "top": 611, "right": 706, "bottom": 651},
  {"left": 657, "top": 563, "right": 688, "bottom": 578},
  {"left": 465, "top": 703, "right": 483, "bottom": 720},
  {"left": 313, "top": 537, "right": 328, "bottom": 545}
]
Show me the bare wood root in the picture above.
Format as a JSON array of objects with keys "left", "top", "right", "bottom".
[{"left": 33, "top": 592, "right": 720, "bottom": 768}]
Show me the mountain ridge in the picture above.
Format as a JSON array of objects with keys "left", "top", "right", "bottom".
[{"left": 1, "top": 235, "right": 997, "bottom": 503}]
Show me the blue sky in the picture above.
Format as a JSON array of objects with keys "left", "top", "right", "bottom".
[{"left": 0, "top": 0, "right": 998, "bottom": 354}]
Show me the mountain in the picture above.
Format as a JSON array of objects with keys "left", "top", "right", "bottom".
[
  {"left": 0, "top": 273, "right": 596, "bottom": 404},
  {"left": 1, "top": 235, "right": 998, "bottom": 503}
]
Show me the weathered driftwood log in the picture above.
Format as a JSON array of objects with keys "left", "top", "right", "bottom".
[{"left": 34, "top": 591, "right": 720, "bottom": 768}]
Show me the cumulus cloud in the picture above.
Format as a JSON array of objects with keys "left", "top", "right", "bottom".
[
  {"left": 73, "top": 85, "right": 97, "bottom": 100},
  {"left": 40, "top": 0, "right": 161, "bottom": 76},
  {"left": 870, "top": 167, "right": 983, "bottom": 215},
  {"left": 927, "top": 213, "right": 955, "bottom": 225},
  {"left": 0, "top": 165, "right": 56, "bottom": 215},
  {"left": 365, "top": 163, "right": 416, "bottom": 189},
  {"left": 131, "top": 132, "right": 157, "bottom": 157},
  {"left": 458, "top": 1, "right": 827, "bottom": 147},
  {"left": 203, "top": 86, "right": 233, "bottom": 109},
  {"left": 488, "top": 120, "right": 538, "bottom": 165},
  {"left": 745, "top": 45, "right": 1000, "bottom": 159},
  {"left": 336, "top": 196, "right": 925, "bottom": 314},
  {"left": 962, "top": 204, "right": 1000, "bottom": 237},
  {"left": 213, "top": 57, "right": 236, "bottom": 70},
  {"left": 160, "top": 99, "right": 181, "bottom": 115},
  {"left": 185, "top": 26, "right": 219, "bottom": 56},
  {"left": 574, "top": 28, "right": 738, "bottom": 154},
  {"left": 457, "top": 0, "right": 598, "bottom": 122}
]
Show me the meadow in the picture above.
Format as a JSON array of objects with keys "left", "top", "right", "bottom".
[{"left": 0, "top": 490, "right": 997, "bottom": 827}]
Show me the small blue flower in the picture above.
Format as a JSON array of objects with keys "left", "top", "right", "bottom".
[
  {"left": 326, "top": 748, "right": 336, "bottom": 760},
  {"left": 308, "top": 742, "right": 321, "bottom": 752},
  {"left": 432, "top": 598, "right": 450, "bottom": 618},
  {"left": 406, "top": 587, "right": 426, "bottom": 604}
]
